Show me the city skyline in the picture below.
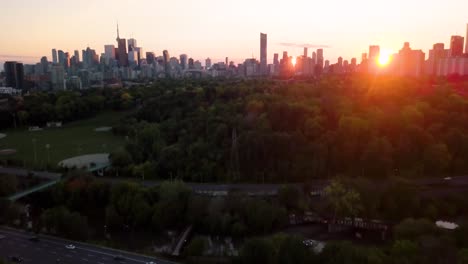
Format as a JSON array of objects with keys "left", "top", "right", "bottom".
[{"left": 1, "top": 0, "right": 468, "bottom": 68}]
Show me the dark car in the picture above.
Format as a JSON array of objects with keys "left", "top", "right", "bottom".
[
  {"left": 29, "top": 236, "right": 40, "bottom": 242},
  {"left": 114, "top": 255, "right": 125, "bottom": 261},
  {"left": 10, "top": 256, "right": 23, "bottom": 263}
]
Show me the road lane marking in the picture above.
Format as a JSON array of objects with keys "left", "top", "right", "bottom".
[{"left": 82, "top": 258, "right": 89, "bottom": 262}]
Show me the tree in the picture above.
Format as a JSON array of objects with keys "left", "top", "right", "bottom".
[
  {"left": 278, "top": 185, "right": 302, "bottom": 211},
  {"left": 0, "top": 175, "right": 17, "bottom": 197},
  {"left": 184, "top": 237, "right": 207, "bottom": 257},
  {"left": 390, "top": 240, "right": 419, "bottom": 264},
  {"left": 240, "top": 238, "right": 275, "bottom": 264},
  {"left": 325, "top": 179, "right": 362, "bottom": 224},
  {"left": 458, "top": 248, "right": 468, "bottom": 264},
  {"left": 394, "top": 218, "right": 437, "bottom": 241},
  {"left": 277, "top": 235, "right": 310, "bottom": 264}
]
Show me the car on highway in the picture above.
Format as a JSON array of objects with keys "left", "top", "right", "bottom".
[
  {"left": 146, "top": 262, "right": 157, "bottom": 264},
  {"left": 65, "top": 244, "right": 76, "bottom": 249},
  {"left": 9, "top": 256, "right": 23, "bottom": 263},
  {"left": 114, "top": 255, "right": 125, "bottom": 261}
]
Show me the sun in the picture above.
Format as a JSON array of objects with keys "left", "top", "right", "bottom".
[
  {"left": 378, "top": 51, "right": 392, "bottom": 66},
  {"left": 291, "top": 57, "right": 297, "bottom": 66}
]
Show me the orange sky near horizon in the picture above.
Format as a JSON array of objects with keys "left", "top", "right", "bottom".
[{"left": 1, "top": 0, "right": 467, "bottom": 66}]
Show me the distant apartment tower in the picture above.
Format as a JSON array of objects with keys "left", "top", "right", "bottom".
[
  {"left": 205, "top": 58, "right": 212, "bottom": 69},
  {"left": 146, "top": 52, "right": 156, "bottom": 65},
  {"left": 394, "top": 42, "right": 425, "bottom": 77},
  {"left": 128, "top": 50, "right": 138, "bottom": 67},
  {"left": 163, "top": 50, "right": 170, "bottom": 74},
  {"left": 303, "top": 47, "right": 308, "bottom": 57},
  {"left": 450, "top": 36, "right": 464, "bottom": 57},
  {"left": 428, "top": 43, "right": 445, "bottom": 75},
  {"left": 115, "top": 24, "right": 128, "bottom": 67},
  {"left": 368, "top": 45, "right": 380, "bottom": 73},
  {"left": 179, "top": 54, "right": 188, "bottom": 70},
  {"left": 369, "top": 45, "right": 380, "bottom": 60},
  {"left": 74, "top": 50, "right": 80, "bottom": 63},
  {"left": 128, "top": 38, "right": 137, "bottom": 51},
  {"left": 52, "top": 49, "right": 58, "bottom": 64},
  {"left": 4, "top": 61, "right": 24, "bottom": 90},
  {"left": 58, "top": 50, "right": 65, "bottom": 65},
  {"left": 51, "top": 65, "right": 65, "bottom": 90},
  {"left": 316, "top": 49, "right": 324, "bottom": 70},
  {"left": 117, "top": 38, "right": 128, "bottom": 67},
  {"left": 104, "top": 45, "right": 116, "bottom": 64},
  {"left": 260, "top": 33, "right": 267, "bottom": 75},
  {"left": 273, "top": 53, "right": 279, "bottom": 65}
]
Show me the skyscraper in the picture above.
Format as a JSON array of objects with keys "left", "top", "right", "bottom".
[
  {"left": 64, "top": 52, "right": 70, "bottom": 69},
  {"left": 117, "top": 38, "right": 128, "bottom": 67},
  {"left": 179, "top": 54, "right": 188, "bottom": 70},
  {"left": 128, "top": 50, "right": 138, "bottom": 67},
  {"left": 163, "top": 50, "right": 170, "bottom": 74},
  {"left": 260, "top": 33, "right": 267, "bottom": 75},
  {"left": 58, "top": 50, "right": 65, "bottom": 65},
  {"left": 304, "top": 47, "right": 308, "bottom": 57},
  {"left": 369, "top": 45, "right": 380, "bottom": 61},
  {"left": 430, "top": 43, "right": 445, "bottom": 75},
  {"left": 4, "top": 61, "right": 24, "bottom": 90},
  {"left": 205, "top": 58, "right": 212, "bottom": 69},
  {"left": 316, "top": 49, "right": 324, "bottom": 70},
  {"left": 74, "top": 50, "right": 80, "bottom": 63},
  {"left": 450, "top": 36, "right": 464, "bottom": 57},
  {"left": 40, "top": 56, "right": 48, "bottom": 74},
  {"left": 282, "top": 51, "right": 288, "bottom": 62},
  {"left": 104, "top": 45, "right": 116, "bottom": 64},
  {"left": 128, "top": 38, "right": 137, "bottom": 51},
  {"left": 273, "top": 53, "right": 279, "bottom": 65},
  {"left": 51, "top": 65, "right": 65, "bottom": 90},
  {"left": 116, "top": 23, "right": 128, "bottom": 67},
  {"left": 52, "top": 49, "right": 58, "bottom": 64},
  {"left": 147, "top": 52, "right": 156, "bottom": 65}
]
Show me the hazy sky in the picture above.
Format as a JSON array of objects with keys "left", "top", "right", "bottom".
[{"left": 1, "top": 0, "right": 467, "bottom": 67}]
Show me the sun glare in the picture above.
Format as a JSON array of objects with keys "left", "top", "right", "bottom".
[
  {"left": 291, "top": 57, "right": 297, "bottom": 66},
  {"left": 378, "top": 51, "right": 391, "bottom": 66}
]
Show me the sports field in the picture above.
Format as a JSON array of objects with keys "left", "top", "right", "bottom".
[{"left": 0, "top": 111, "right": 129, "bottom": 167}]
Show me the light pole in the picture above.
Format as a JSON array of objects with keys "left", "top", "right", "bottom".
[{"left": 32, "top": 138, "right": 37, "bottom": 165}]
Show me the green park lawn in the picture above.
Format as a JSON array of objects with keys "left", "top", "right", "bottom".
[{"left": 0, "top": 111, "right": 130, "bottom": 168}]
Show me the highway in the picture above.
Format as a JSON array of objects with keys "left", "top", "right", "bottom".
[{"left": 0, "top": 228, "right": 176, "bottom": 264}]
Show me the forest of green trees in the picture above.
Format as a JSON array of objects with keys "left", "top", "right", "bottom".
[
  {"left": 109, "top": 76, "right": 468, "bottom": 183},
  {"left": 1, "top": 76, "right": 468, "bottom": 263}
]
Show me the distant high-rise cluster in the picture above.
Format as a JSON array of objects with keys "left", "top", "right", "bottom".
[{"left": 2, "top": 22, "right": 468, "bottom": 91}]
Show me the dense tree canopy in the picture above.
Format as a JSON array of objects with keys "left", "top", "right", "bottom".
[{"left": 109, "top": 77, "right": 468, "bottom": 183}]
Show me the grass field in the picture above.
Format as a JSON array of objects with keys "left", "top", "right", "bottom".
[{"left": 0, "top": 111, "right": 130, "bottom": 168}]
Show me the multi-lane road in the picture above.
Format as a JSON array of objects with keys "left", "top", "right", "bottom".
[{"left": 0, "top": 228, "right": 175, "bottom": 264}]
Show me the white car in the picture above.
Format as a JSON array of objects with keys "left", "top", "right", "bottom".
[
  {"left": 65, "top": 244, "right": 76, "bottom": 250},
  {"left": 146, "top": 262, "right": 156, "bottom": 264}
]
